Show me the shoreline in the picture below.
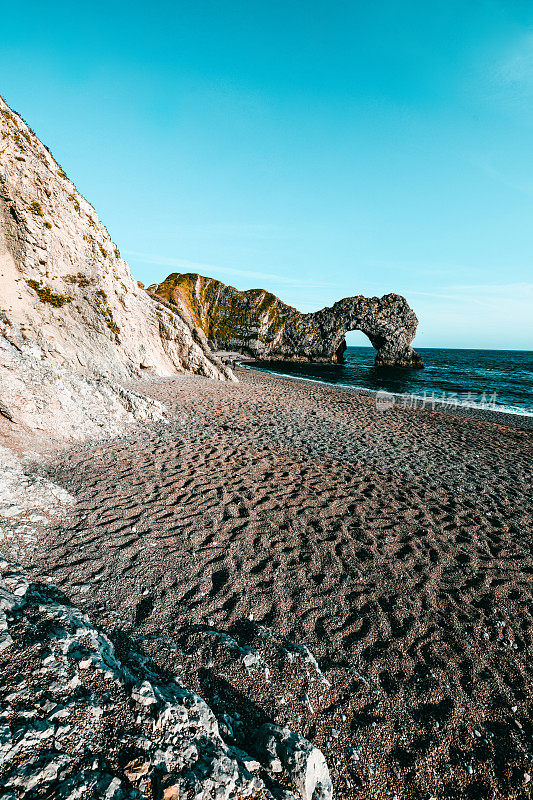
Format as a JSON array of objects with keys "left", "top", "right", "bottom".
[{"left": 236, "top": 360, "right": 533, "bottom": 431}]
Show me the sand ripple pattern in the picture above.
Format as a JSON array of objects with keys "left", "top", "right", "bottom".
[{"left": 32, "top": 369, "right": 533, "bottom": 800}]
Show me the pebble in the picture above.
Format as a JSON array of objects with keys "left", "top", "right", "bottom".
[{"left": 0, "top": 633, "right": 14, "bottom": 651}]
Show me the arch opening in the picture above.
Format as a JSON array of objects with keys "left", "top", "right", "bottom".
[
  {"left": 345, "top": 330, "right": 375, "bottom": 348},
  {"left": 335, "top": 329, "right": 378, "bottom": 362}
]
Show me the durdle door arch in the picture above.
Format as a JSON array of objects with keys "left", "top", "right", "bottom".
[{"left": 150, "top": 273, "right": 425, "bottom": 369}]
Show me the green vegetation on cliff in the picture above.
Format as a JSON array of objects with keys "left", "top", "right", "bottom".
[{"left": 150, "top": 272, "right": 423, "bottom": 367}]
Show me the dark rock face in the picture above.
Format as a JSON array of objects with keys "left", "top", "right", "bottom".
[{"left": 151, "top": 273, "right": 424, "bottom": 368}]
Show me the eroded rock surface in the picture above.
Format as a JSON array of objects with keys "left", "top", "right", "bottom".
[
  {"left": 0, "top": 556, "right": 269, "bottom": 800},
  {"left": 255, "top": 724, "right": 333, "bottom": 800},
  {"left": 0, "top": 94, "right": 233, "bottom": 447},
  {"left": 150, "top": 273, "right": 424, "bottom": 368}
]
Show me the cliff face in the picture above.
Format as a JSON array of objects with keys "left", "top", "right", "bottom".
[
  {"left": 0, "top": 95, "right": 233, "bottom": 445},
  {"left": 151, "top": 273, "right": 424, "bottom": 368}
]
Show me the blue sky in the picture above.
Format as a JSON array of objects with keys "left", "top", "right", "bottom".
[{"left": 1, "top": 1, "right": 532, "bottom": 348}]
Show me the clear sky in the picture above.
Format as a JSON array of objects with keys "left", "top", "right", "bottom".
[{"left": 1, "top": 1, "right": 532, "bottom": 348}]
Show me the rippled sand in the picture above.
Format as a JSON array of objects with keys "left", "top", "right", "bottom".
[{"left": 32, "top": 367, "right": 533, "bottom": 799}]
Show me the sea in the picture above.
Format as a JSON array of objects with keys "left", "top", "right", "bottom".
[{"left": 245, "top": 346, "right": 533, "bottom": 417}]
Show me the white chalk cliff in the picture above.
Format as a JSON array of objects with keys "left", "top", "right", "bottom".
[{"left": 0, "top": 93, "right": 234, "bottom": 447}]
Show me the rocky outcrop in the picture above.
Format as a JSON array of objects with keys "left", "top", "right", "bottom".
[
  {"left": 0, "top": 93, "right": 334, "bottom": 800},
  {"left": 151, "top": 273, "right": 424, "bottom": 368},
  {"left": 0, "top": 321, "right": 168, "bottom": 446},
  {"left": 0, "top": 447, "right": 333, "bottom": 800},
  {"left": 255, "top": 724, "right": 333, "bottom": 800},
  {"left": 0, "top": 94, "right": 233, "bottom": 447},
  {"left": 0, "top": 554, "right": 267, "bottom": 800}
]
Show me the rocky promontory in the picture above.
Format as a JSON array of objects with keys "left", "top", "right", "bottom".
[{"left": 150, "top": 273, "right": 424, "bottom": 368}]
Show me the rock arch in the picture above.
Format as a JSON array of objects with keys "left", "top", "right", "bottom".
[
  {"left": 310, "top": 293, "right": 424, "bottom": 367},
  {"left": 151, "top": 273, "right": 424, "bottom": 369}
]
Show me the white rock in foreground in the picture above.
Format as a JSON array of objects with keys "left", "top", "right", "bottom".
[
  {"left": 255, "top": 723, "right": 333, "bottom": 800},
  {"left": 0, "top": 554, "right": 267, "bottom": 800}
]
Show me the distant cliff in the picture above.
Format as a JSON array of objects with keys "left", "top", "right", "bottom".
[
  {"left": 150, "top": 273, "right": 424, "bottom": 368},
  {"left": 0, "top": 94, "right": 233, "bottom": 447}
]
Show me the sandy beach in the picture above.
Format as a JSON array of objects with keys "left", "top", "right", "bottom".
[{"left": 27, "top": 367, "right": 532, "bottom": 799}]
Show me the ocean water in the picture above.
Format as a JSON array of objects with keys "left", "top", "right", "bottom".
[{"left": 246, "top": 346, "right": 533, "bottom": 416}]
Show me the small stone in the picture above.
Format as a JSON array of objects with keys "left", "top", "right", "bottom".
[
  {"left": 104, "top": 777, "right": 122, "bottom": 798},
  {"left": 242, "top": 652, "right": 259, "bottom": 668},
  {"left": 13, "top": 580, "right": 29, "bottom": 596},
  {"left": 49, "top": 706, "right": 70, "bottom": 721},
  {"left": 301, "top": 693, "right": 314, "bottom": 714},
  {"left": 124, "top": 758, "right": 151, "bottom": 781},
  {"left": 133, "top": 680, "right": 158, "bottom": 706}
]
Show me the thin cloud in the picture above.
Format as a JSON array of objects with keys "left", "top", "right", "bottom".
[
  {"left": 497, "top": 32, "right": 533, "bottom": 92},
  {"left": 168, "top": 222, "right": 284, "bottom": 238},
  {"left": 469, "top": 156, "right": 533, "bottom": 199},
  {"left": 445, "top": 281, "right": 533, "bottom": 293},
  {"left": 407, "top": 282, "right": 533, "bottom": 310},
  {"left": 477, "top": 30, "right": 533, "bottom": 120},
  {"left": 124, "top": 250, "right": 345, "bottom": 290}
]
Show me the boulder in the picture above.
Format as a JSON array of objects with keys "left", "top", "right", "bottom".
[{"left": 255, "top": 723, "right": 333, "bottom": 800}]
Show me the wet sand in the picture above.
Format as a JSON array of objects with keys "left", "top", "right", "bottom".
[{"left": 31, "top": 367, "right": 533, "bottom": 799}]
